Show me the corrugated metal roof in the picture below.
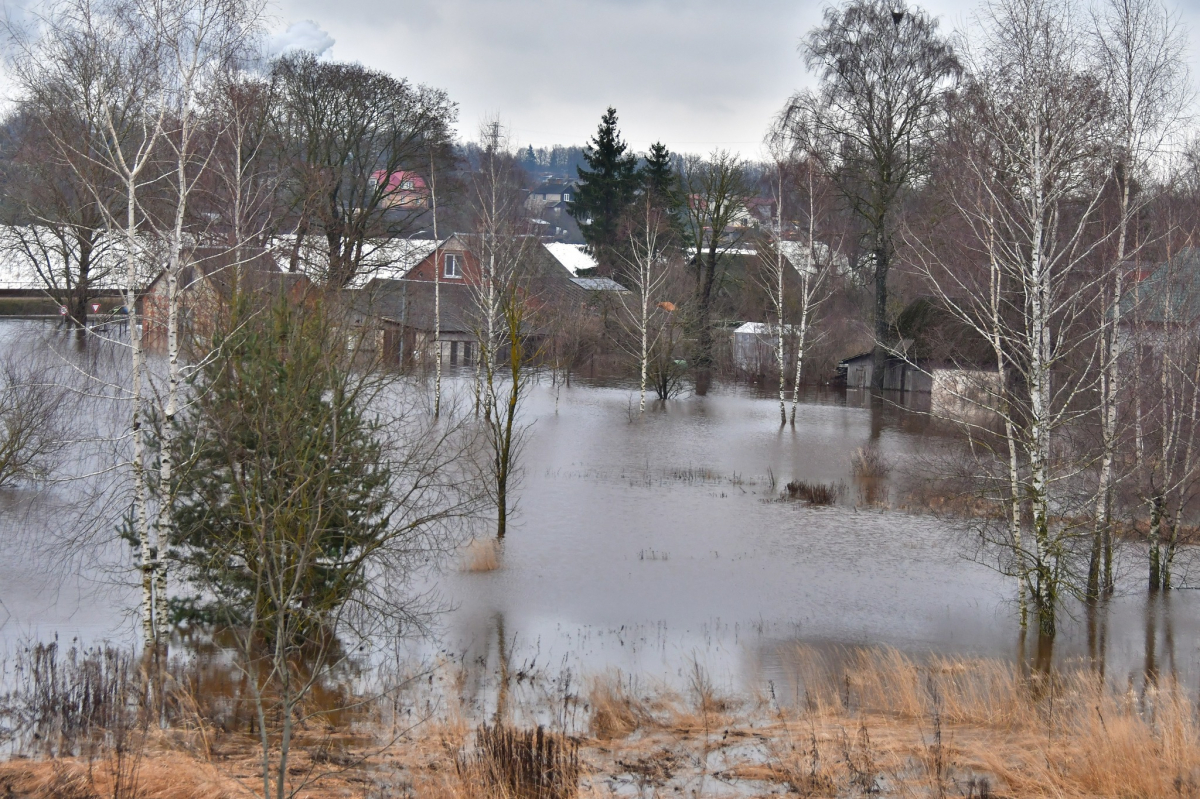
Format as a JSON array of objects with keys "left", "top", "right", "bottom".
[{"left": 570, "top": 277, "right": 628, "bottom": 292}]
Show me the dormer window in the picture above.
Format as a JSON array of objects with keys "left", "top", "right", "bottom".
[{"left": 444, "top": 253, "right": 461, "bottom": 279}]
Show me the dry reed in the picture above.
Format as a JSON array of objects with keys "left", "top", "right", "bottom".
[
  {"left": 6, "top": 645, "right": 1200, "bottom": 798},
  {"left": 784, "top": 480, "right": 841, "bottom": 505},
  {"left": 460, "top": 723, "right": 580, "bottom": 799},
  {"left": 586, "top": 671, "right": 645, "bottom": 739},
  {"left": 851, "top": 443, "right": 891, "bottom": 479}
]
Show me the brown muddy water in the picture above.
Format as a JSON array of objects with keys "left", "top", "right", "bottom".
[{"left": 0, "top": 319, "right": 1195, "bottom": 698}]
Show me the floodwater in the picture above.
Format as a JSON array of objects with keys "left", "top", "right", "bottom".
[
  {"left": 430, "top": 380, "right": 1200, "bottom": 695},
  {"left": 0, "top": 318, "right": 1197, "bottom": 699}
]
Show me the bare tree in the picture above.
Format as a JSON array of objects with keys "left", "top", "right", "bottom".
[
  {"left": 270, "top": 53, "right": 456, "bottom": 288},
  {"left": 0, "top": 353, "right": 70, "bottom": 487},
  {"left": 1088, "top": 0, "right": 1190, "bottom": 596},
  {"left": 8, "top": 0, "right": 171, "bottom": 650},
  {"left": 780, "top": 0, "right": 959, "bottom": 390},
  {"left": 912, "top": 0, "right": 1112, "bottom": 637},
  {"left": 465, "top": 121, "right": 540, "bottom": 539},
  {"left": 0, "top": 107, "right": 119, "bottom": 331},
  {"left": 7, "top": 0, "right": 264, "bottom": 655},
  {"left": 751, "top": 152, "right": 837, "bottom": 424},
  {"left": 677, "top": 150, "right": 752, "bottom": 395},
  {"left": 139, "top": 0, "right": 265, "bottom": 657},
  {"left": 617, "top": 195, "right": 678, "bottom": 412}
]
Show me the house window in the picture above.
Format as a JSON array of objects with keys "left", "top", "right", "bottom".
[{"left": 444, "top": 253, "right": 461, "bottom": 279}]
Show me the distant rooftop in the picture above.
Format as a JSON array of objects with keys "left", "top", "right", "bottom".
[
  {"left": 544, "top": 243, "right": 597, "bottom": 276},
  {"left": 570, "top": 277, "right": 628, "bottom": 292}
]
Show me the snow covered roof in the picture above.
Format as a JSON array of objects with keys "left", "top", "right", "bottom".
[
  {"left": 268, "top": 236, "right": 444, "bottom": 288},
  {"left": 0, "top": 226, "right": 150, "bottom": 292},
  {"left": 685, "top": 247, "right": 759, "bottom": 258},
  {"left": 734, "top": 321, "right": 801, "bottom": 335},
  {"left": 777, "top": 241, "right": 850, "bottom": 276},
  {"left": 544, "top": 243, "right": 597, "bottom": 276}
]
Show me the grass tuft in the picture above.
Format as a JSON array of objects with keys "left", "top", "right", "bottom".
[{"left": 784, "top": 480, "right": 841, "bottom": 505}]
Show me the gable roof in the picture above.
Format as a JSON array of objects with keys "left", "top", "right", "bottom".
[
  {"left": 544, "top": 243, "right": 597, "bottom": 276},
  {"left": 268, "top": 236, "right": 451, "bottom": 288},
  {"left": 371, "top": 170, "right": 427, "bottom": 193}
]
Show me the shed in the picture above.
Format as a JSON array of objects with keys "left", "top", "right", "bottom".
[{"left": 731, "top": 322, "right": 806, "bottom": 373}]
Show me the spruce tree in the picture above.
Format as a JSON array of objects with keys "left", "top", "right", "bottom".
[
  {"left": 569, "top": 107, "right": 638, "bottom": 271},
  {"left": 166, "top": 289, "right": 391, "bottom": 634},
  {"left": 641, "top": 141, "right": 675, "bottom": 200}
]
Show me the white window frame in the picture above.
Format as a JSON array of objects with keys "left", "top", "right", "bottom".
[{"left": 444, "top": 253, "right": 461, "bottom": 279}]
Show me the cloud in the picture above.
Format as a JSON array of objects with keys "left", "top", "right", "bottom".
[
  {"left": 268, "top": 20, "right": 336, "bottom": 58},
  {"left": 274, "top": 0, "right": 1200, "bottom": 157}
]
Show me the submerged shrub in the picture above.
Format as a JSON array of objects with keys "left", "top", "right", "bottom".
[{"left": 784, "top": 480, "right": 841, "bottom": 505}]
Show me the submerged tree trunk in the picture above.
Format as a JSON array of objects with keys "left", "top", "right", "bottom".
[
  {"left": 694, "top": 249, "right": 718, "bottom": 397},
  {"left": 870, "top": 244, "right": 889, "bottom": 391}
]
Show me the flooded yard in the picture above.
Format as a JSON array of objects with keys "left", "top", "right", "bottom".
[{"left": 0, "top": 320, "right": 1196, "bottom": 697}]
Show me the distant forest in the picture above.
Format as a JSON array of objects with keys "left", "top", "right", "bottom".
[{"left": 516, "top": 145, "right": 588, "bottom": 181}]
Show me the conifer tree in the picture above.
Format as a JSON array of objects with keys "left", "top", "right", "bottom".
[
  {"left": 641, "top": 141, "right": 675, "bottom": 200},
  {"left": 640, "top": 141, "right": 682, "bottom": 236},
  {"left": 569, "top": 107, "right": 638, "bottom": 273}
]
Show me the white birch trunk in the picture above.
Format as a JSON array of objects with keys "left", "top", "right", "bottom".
[{"left": 430, "top": 152, "right": 441, "bottom": 417}]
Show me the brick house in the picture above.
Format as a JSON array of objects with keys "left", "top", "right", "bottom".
[{"left": 140, "top": 247, "right": 310, "bottom": 351}]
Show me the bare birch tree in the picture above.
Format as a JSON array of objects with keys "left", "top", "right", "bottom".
[
  {"left": 1088, "top": 0, "right": 1190, "bottom": 597},
  {"left": 8, "top": 0, "right": 170, "bottom": 650},
  {"left": 617, "top": 195, "right": 677, "bottom": 412},
  {"left": 912, "top": 0, "right": 1112, "bottom": 636},
  {"left": 130, "top": 0, "right": 265, "bottom": 657},
  {"left": 465, "top": 121, "right": 539, "bottom": 539},
  {"left": 752, "top": 150, "right": 837, "bottom": 425}
]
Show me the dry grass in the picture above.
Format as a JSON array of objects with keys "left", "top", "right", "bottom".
[
  {"left": 461, "top": 537, "right": 501, "bottom": 572},
  {"left": 0, "top": 752, "right": 243, "bottom": 799},
  {"left": 5, "top": 646, "right": 1200, "bottom": 798},
  {"left": 851, "top": 442, "right": 891, "bottom": 479},
  {"left": 586, "top": 671, "right": 646, "bottom": 739},
  {"left": 757, "top": 645, "right": 1200, "bottom": 798}
]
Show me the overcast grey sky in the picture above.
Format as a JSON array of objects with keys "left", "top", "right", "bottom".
[
  {"left": 269, "top": 0, "right": 974, "bottom": 157},
  {"left": 270, "top": 0, "right": 1200, "bottom": 158},
  {"left": 9, "top": 0, "right": 1197, "bottom": 158}
]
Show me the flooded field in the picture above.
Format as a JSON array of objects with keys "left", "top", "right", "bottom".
[{"left": 0, "top": 319, "right": 1196, "bottom": 697}]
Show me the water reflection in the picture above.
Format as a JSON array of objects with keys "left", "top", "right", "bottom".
[{"left": 1, "top": 321, "right": 1198, "bottom": 698}]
